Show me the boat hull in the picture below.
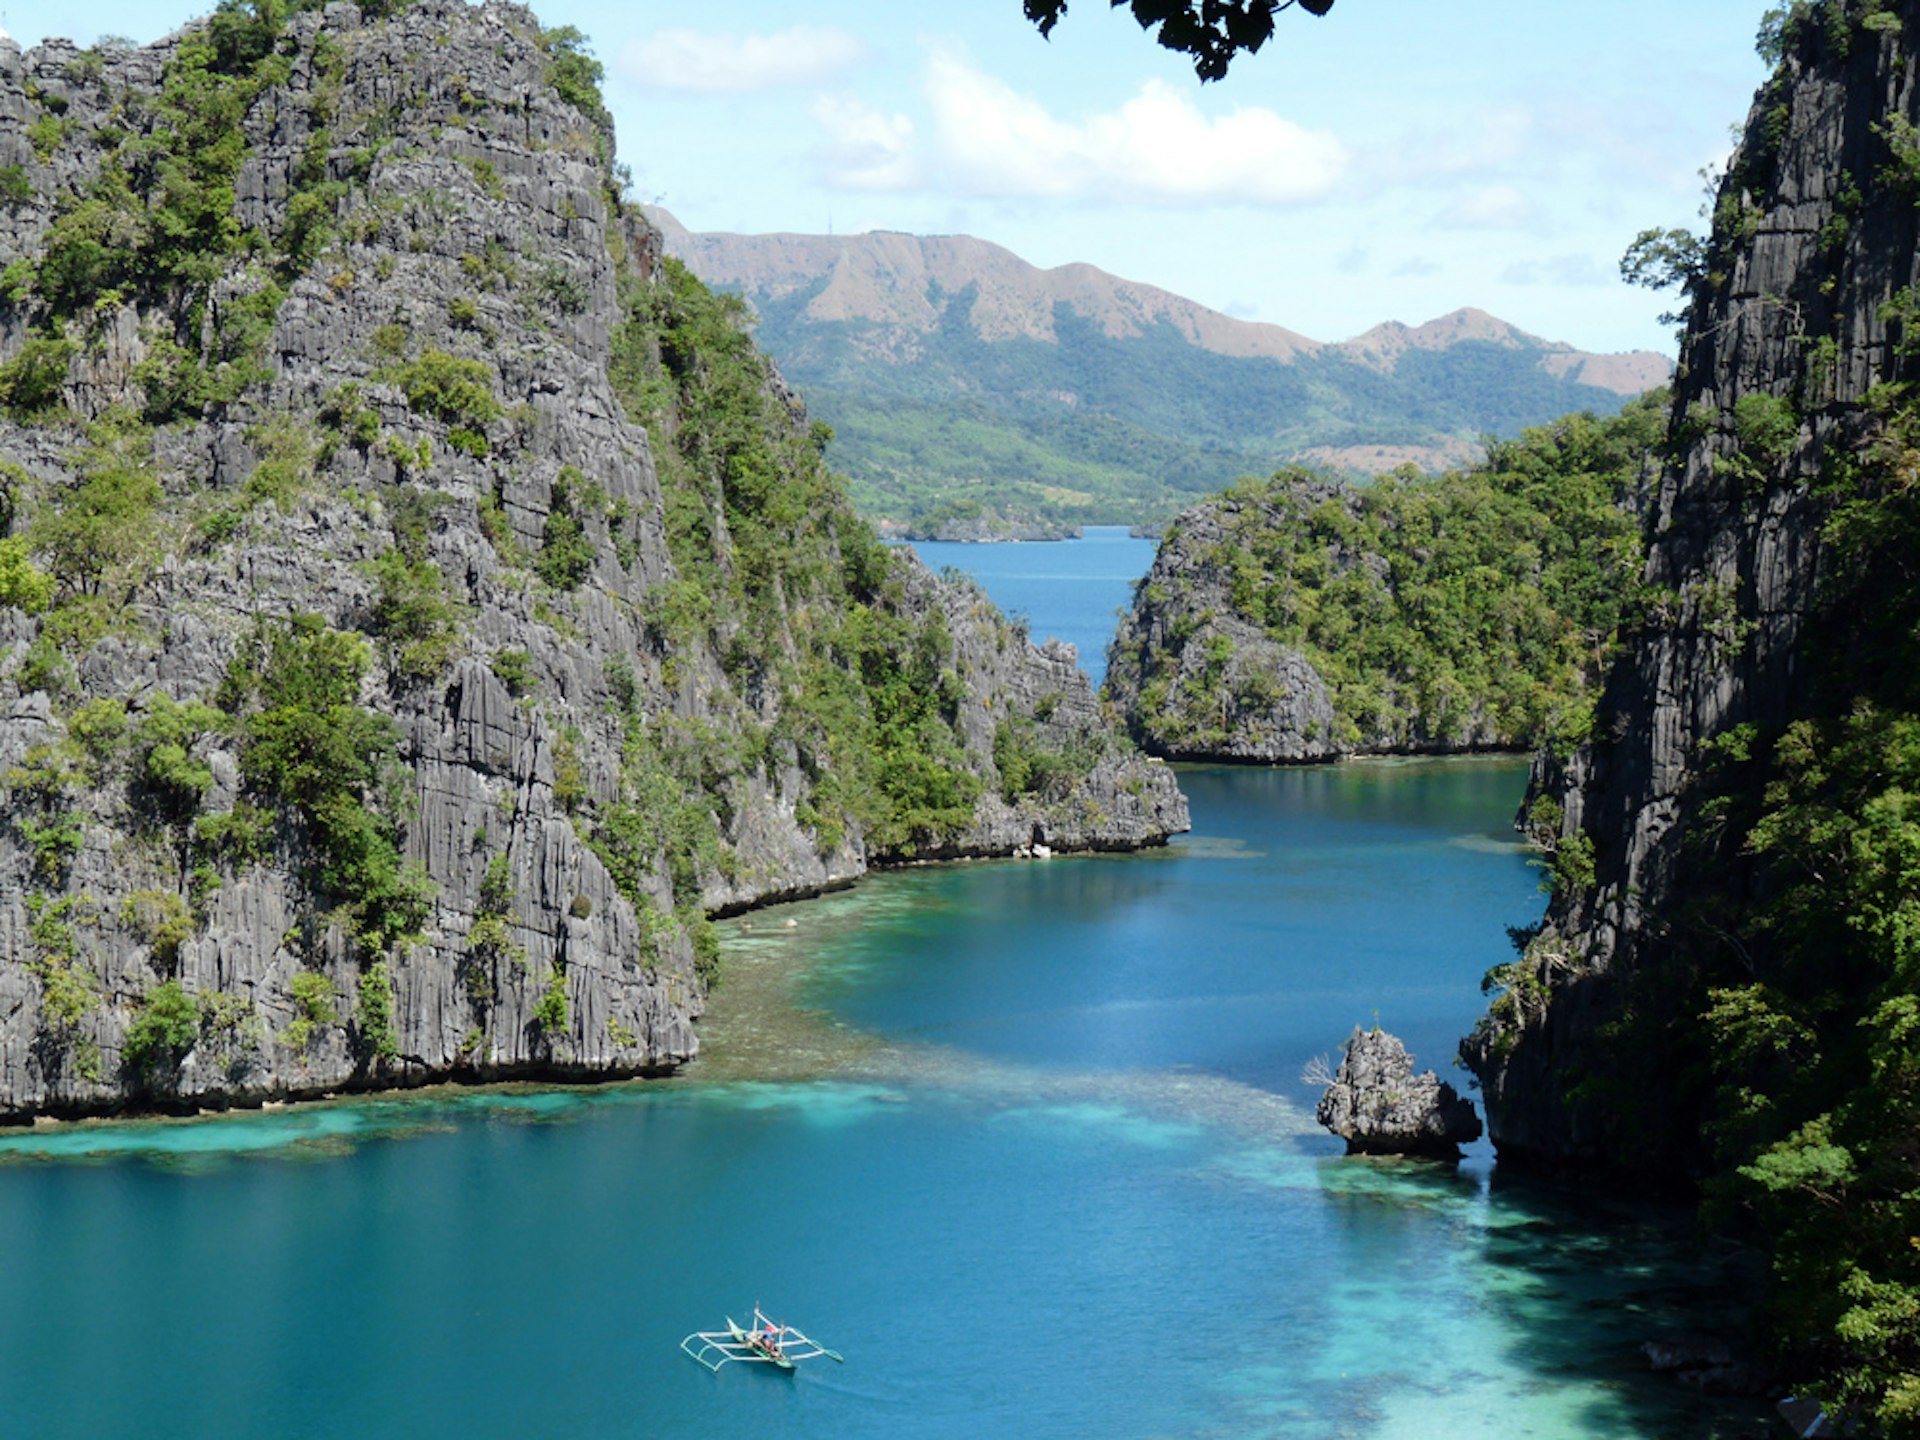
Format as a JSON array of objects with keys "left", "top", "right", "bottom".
[{"left": 728, "top": 1321, "right": 795, "bottom": 1372}]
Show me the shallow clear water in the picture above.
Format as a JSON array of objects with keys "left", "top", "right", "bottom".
[
  {"left": 904, "top": 524, "right": 1156, "bottom": 686},
  {"left": 0, "top": 533, "right": 1768, "bottom": 1439}
]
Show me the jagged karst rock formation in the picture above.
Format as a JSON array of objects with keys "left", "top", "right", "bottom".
[
  {"left": 898, "top": 506, "right": 1080, "bottom": 544},
  {"left": 1462, "top": 10, "right": 1920, "bottom": 1420},
  {"left": 1107, "top": 478, "right": 1360, "bottom": 761},
  {"left": 1105, "top": 412, "right": 1658, "bottom": 761},
  {"left": 1461, "top": 6, "right": 1918, "bottom": 1170},
  {"left": 0, "top": 1, "right": 1186, "bottom": 1122},
  {"left": 1314, "top": 1026, "right": 1481, "bottom": 1157}
]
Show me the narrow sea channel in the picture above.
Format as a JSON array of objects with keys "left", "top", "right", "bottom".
[{"left": 0, "top": 532, "right": 1766, "bottom": 1438}]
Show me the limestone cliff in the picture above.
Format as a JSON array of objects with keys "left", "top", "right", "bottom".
[
  {"left": 1314, "top": 1026, "right": 1481, "bottom": 1158},
  {"left": 1462, "top": 5, "right": 1919, "bottom": 1171},
  {"left": 1105, "top": 478, "right": 1350, "bottom": 761},
  {"left": 0, "top": 1, "right": 1185, "bottom": 1121}
]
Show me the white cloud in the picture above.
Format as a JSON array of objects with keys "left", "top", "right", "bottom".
[
  {"left": 1436, "top": 183, "right": 1535, "bottom": 229},
  {"left": 920, "top": 53, "right": 1346, "bottom": 205},
  {"left": 1392, "top": 257, "right": 1440, "bottom": 278},
  {"left": 813, "top": 95, "right": 920, "bottom": 191},
  {"left": 619, "top": 25, "right": 863, "bottom": 94}
]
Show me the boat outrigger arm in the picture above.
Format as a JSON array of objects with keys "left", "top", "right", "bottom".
[{"left": 680, "top": 1305, "right": 844, "bottom": 1374}]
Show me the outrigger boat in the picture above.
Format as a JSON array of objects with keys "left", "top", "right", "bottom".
[{"left": 680, "top": 1305, "right": 844, "bottom": 1374}]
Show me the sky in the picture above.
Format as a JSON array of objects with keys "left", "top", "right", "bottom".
[{"left": 9, "top": 0, "right": 1775, "bottom": 357}]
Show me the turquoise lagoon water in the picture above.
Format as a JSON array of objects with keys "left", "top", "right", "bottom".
[
  {"left": 905, "top": 524, "right": 1157, "bottom": 686},
  {"left": 0, "top": 535, "right": 1769, "bottom": 1439},
  {"left": 0, "top": 764, "right": 1766, "bottom": 1440}
]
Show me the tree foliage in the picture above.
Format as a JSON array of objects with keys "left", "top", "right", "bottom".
[
  {"left": 1537, "top": 377, "right": 1920, "bottom": 1431},
  {"left": 222, "top": 615, "right": 431, "bottom": 953},
  {"left": 1023, "top": 0, "right": 1334, "bottom": 81},
  {"left": 1115, "top": 392, "right": 1666, "bottom": 752},
  {"left": 122, "top": 980, "right": 200, "bottom": 1083},
  {"left": 609, "top": 253, "right": 988, "bottom": 877}
]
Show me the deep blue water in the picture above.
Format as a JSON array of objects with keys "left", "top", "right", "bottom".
[
  {"left": 0, "top": 534, "right": 1766, "bottom": 1439},
  {"left": 905, "top": 525, "right": 1156, "bottom": 686}
]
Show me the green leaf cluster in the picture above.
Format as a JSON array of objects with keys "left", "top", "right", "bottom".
[
  {"left": 366, "top": 547, "right": 465, "bottom": 684},
  {"left": 992, "top": 707, "right": 1108, "bottom": 803},
  {"left": 534, "top": 465, "right": 598, "bottom": 590},
  {"left": 284, "top": 970, "right": 336, "bottom": 1051},
  {"left": 355, "top": 960, "right": 399, "bottom": 1062},
  {"left": 381, "top": 349, "right": 503, "bottom": 450},
  {"left": 122, "top": 979, "right": 200, "bottom": 1083}
]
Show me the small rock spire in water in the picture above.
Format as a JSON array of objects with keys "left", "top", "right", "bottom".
[{"left": 1314, "top": 1026, "right": 1482, "bottom": 1158}]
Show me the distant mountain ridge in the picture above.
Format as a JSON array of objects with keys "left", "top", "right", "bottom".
[
  {"left": 649, "top": 208, "right": 1323, "bottom": 361},
  {"left": 648, "top": 208, "right": 1671, "bottom": 532},
  {"left": 650, "top": 209, "right": 1668, "bottom": 386}
]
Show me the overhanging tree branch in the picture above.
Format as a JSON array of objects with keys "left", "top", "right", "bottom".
[{"left": 1024, "top": 0, "right": 1335, "bottom": 81}]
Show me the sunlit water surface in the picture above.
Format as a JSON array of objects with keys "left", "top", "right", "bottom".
[
  {"left": 905, "top": 524, "right": 1156, "bottom": 686},
  {"left": 0, "top": 535, "right": 1767, "bottom": 1439}
]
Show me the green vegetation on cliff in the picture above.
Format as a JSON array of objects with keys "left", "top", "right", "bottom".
[
  {"left": 603, "top": 251, "right": 990, "bottom": 878},
  {"left": 1529, "top": 384, "right": 1920, "bottom": 1431},
  {"left": 1113, "top": 393, "right": 1663, "bottom": 754},
  {"left": 1475, "top": 5, "right": 1920, "bottom": 1426},
  {"left": 0, "top": 0, "right": 1178, "bottom": 1110}
]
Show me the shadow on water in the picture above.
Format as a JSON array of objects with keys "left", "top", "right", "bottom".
[
  {"left": 1301, "top": 1154, "right": 1774, "bottom": 1440},
  {"left": 0, "top": 1058, "right": 1777, "bottom": 1440}
]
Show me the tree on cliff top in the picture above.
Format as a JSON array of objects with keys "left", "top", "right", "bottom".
[{"left": 1023, "top": 0, "right": 1336, "bottom": 80}]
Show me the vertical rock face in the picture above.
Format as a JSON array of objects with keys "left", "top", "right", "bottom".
[
  {"left": 1463, "top": 8, "right": 1919, "bottom": 1167},
  {"left": 0, "top": 1, "right": 1186, "bottom": 1121}
]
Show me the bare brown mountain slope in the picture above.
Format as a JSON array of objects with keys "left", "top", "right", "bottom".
[{"left": 648, "top": 208, "right": 1669, "bottom": 394}]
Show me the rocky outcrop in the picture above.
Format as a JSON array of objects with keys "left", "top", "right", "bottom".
[
  {"left": 0, "top": 2, "right": 1186, "bottom": 1121},
  {"left": 1314, "top": 1026, "right": 1482, "bottom": 1157},
  {"left": 1105, "top": 475, "right": 1516, "bottom": 761},
  {"left": 900, "top": 521, "right": 1079, "bottom": 543},
  {"left": 1107, "top": 480, "right": 1349, "bottom": 761},
  {"left": 1461, "top": 6, "right": 1920, "bottom": 1167},
  {"left": 899, "top": 508, "right": 1081, "bottom": 543}
]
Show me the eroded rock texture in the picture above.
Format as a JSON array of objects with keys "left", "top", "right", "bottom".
[
  {"left": 1462, "top": 7, "right": 1920, "bottom": 1167},
  {"left": 1315, "top": 1026, "right": 1481, "bottom": 1157},
  {"left": 0, "top": 1, "right": 1186, "bottom": 1120}
]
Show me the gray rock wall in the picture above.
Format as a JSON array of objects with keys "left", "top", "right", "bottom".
[
  {"left": 1315, "top": 1026, "right": 1481, "bottom": 1157},
  {"left": 0, "top": 0, "right": 1186, "bottom": 1121},
  {"left": 1105, "top": 479, "right": 1503, "bottom": 761},
  {"left": 1462, "top": 6, "right": 1920, "bottom": 1164}
]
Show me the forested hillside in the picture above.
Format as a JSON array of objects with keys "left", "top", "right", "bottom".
[
  {"left": 1462, "top": 3, "right": 1920, "bottom": 1427},
  {"left": 656, "top": 216, "right": 1668, "bottom": 534},
  {"left": 1106, "top": 395, "right": 1664, "bottom": 760}
]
